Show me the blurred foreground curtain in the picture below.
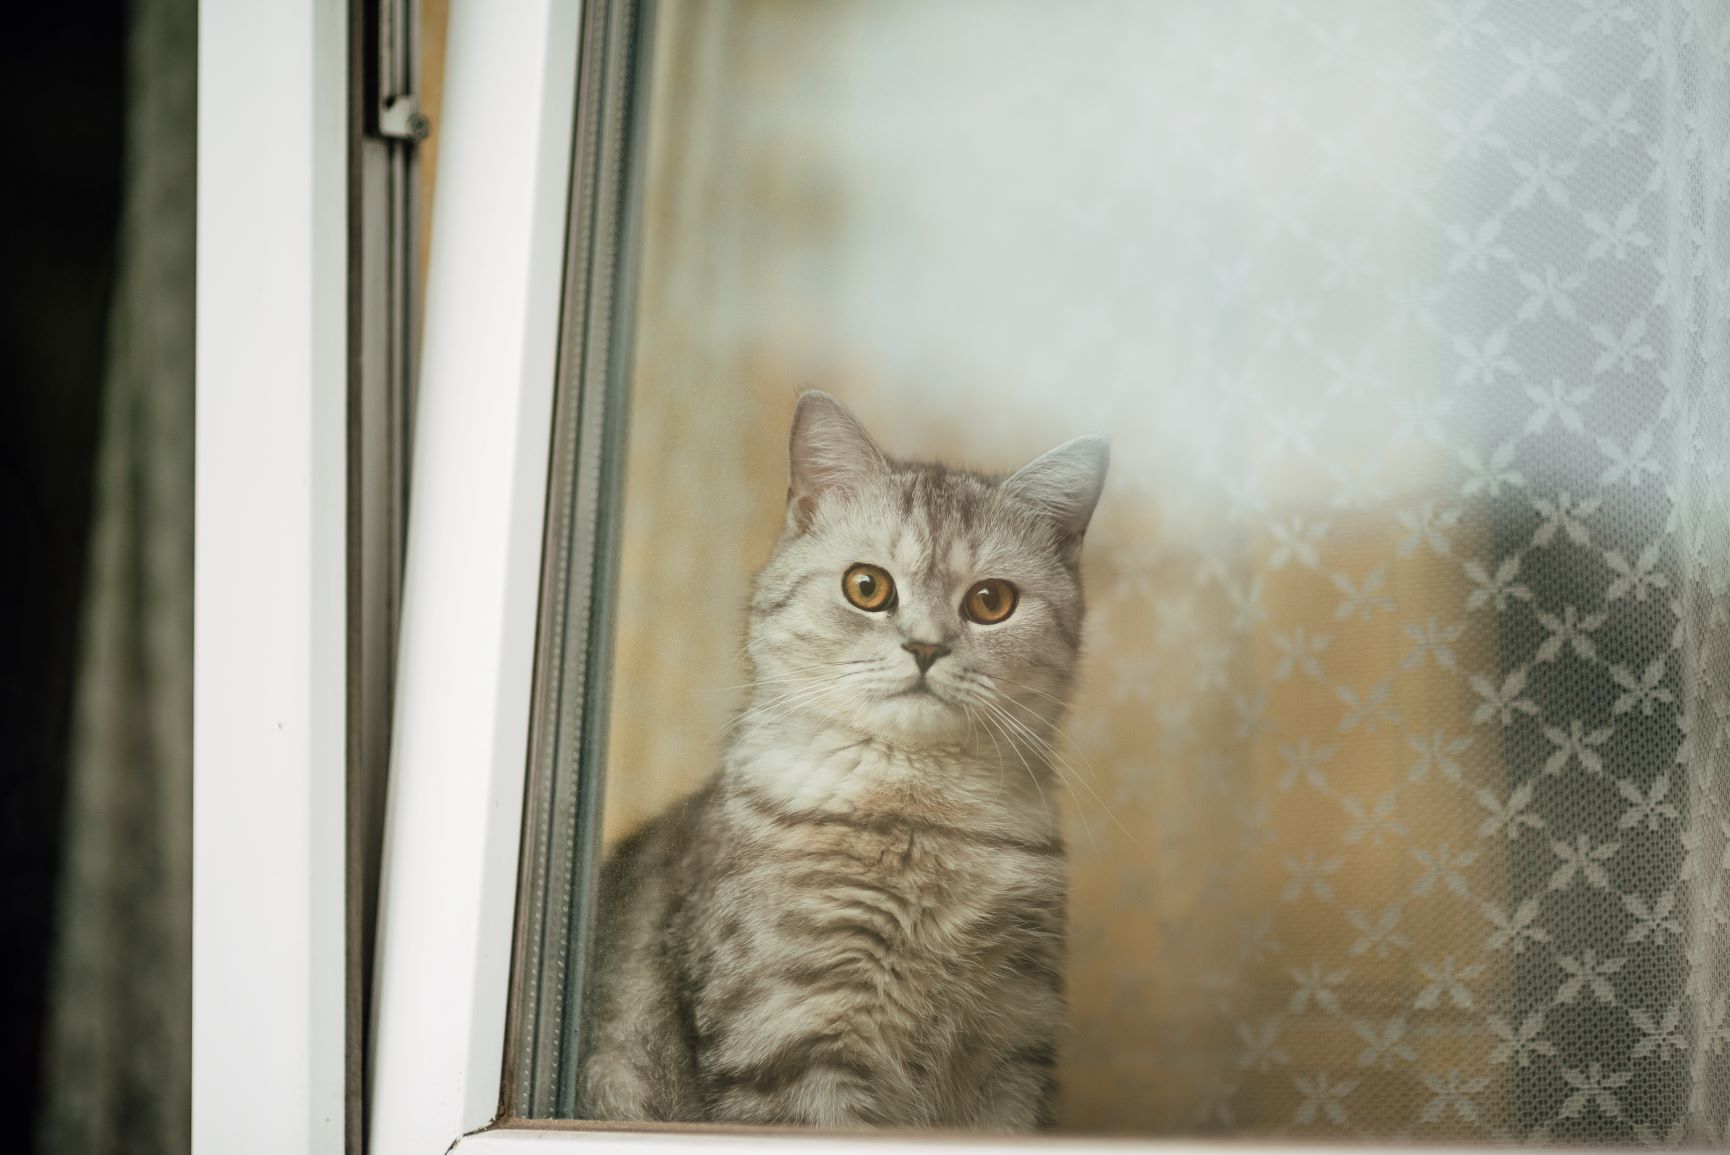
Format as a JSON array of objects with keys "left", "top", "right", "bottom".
[
  {"left": 604, "top": 0, "right": 1730, "bottom": 1143},
  {"left": 36, "top": 0, "right": 195, "bottom": 1149}
]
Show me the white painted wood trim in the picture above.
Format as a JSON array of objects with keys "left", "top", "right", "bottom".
[
  {"left": 367, "top": 0, "right": 583, "bottom": 1151},
  {"left": 192, "top": 1, "right": 349, "bottom": 1153}
]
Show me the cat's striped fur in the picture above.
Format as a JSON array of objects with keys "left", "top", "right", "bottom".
[{"left": 579, "top": 392, "right": 1107, "bottom": 1130}]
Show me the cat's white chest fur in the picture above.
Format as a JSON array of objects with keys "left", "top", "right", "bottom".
[{"left": 729, "top": 715, "right": 1060, "bottom": 847}]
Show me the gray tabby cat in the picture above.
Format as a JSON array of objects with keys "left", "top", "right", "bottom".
[{"left": 579, "top": 391, "right": 1108, "bottom": 1130}]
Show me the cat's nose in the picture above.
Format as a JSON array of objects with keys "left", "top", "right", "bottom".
[{"left": 902, "top": 640, "right": 950, "bottom": 674}]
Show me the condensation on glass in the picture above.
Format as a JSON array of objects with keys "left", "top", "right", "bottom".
[{"left": 506, "top": 0, "right": 1730, "bottom": 1143}]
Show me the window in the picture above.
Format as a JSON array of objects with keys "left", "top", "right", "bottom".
[{"left": 364, "top": 1, "right": 1730, "bottom": 1151}]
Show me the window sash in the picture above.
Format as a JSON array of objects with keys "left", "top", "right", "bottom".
[
  {"left": 365, "top": 0, "right": 1652, "bottom": 1150},
  {"left": 366, "top": 0, "right": 583, "bottom": 1149}
]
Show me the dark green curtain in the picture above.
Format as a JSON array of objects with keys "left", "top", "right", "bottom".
[{"left": 36, "top": 0, "right": 195, "bottom": 1149}]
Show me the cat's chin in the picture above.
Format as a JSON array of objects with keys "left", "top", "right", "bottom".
[{"left": 859, "top": 688, "right": 971, "bottom": 747}]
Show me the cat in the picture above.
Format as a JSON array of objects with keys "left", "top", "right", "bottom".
[{"left": 578, "top": 391, "right": 1108, "bottom": 1130}]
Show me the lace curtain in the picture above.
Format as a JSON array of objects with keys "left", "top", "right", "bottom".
[{"left": 600, "top": 0, "right": 1730, "bottom": 1142}]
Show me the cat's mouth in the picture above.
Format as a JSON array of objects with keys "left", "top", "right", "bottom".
[{"left": 888, "top": 679, "right": 948, "bottom": 703}]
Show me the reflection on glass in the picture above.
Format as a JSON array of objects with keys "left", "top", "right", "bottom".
[{"left": 525, "top": 0, "right": 1730, "bottom": 1142}]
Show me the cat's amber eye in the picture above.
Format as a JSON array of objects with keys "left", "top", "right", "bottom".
[
  {"left": 842, "top": 563, "right": 896, "bottom": 612},
  {"left": 962, "top": 578, "right": 1018, "bottom": 624}
]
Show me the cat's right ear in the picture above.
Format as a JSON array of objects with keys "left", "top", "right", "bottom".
[{"left": 787, "top": 391, "right": 886, "bottom": 532}]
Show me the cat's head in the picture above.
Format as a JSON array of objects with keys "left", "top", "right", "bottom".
[{"left": 746, "top": 391, "right": 1108, "bottom": 749}]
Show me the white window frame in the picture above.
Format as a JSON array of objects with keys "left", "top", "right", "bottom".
[
  {"left": 194, "top": 1, "right": 349, "bottom": 1152},
  {"left": 197, "top": 4, "right": 1594, "bottom": 1154},
  {"left": 359, "top": 3, "right": 1228, "bottom": 1150},
  {"left": 311, "top": 0, "right": 1482, "bottom": 1150}
]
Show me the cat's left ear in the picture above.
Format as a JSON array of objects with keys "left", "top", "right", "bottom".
[{"left": 1002, "top": 435, "right": 1110, "bottom": 562}]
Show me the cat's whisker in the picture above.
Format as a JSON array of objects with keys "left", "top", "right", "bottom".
[
  {"left": 1008, "top": 727, "right": 1135, "bottom": 851},
  {"left": 969, "top": 700, "right": 1008, "bottom": 794},
  {"left": 978, "top": 698, "right": 1097, "bottom": 854},
  {"left": 702, "top": 661, "right": 870, "bottom": 695},
  {"left": 741, "top": 661, "right": 879, "bottom": 705},
  {"left": 734, "top": 671, "right": 865, "bottom": 733},
  {"left": 974, "top": 693, "right": 1095, "bottom": 801},
  {"left": 755, "top": 684, "right": 851, "bottom": 729},
  {"left": 997, "top": 692, "right": 1112, "bottom": 798},
  {"left": 972, "top": 671, "right": 1074, "bottom": 711},
  {"left": 708, "top": 674, "right": 853, "bottom": 742},
  {"left": 969, "top": 672, "right": 1116, "bottom": 804},
  {"left": 969, "top": 689, "right": 1133, "bottom": 851},
  {"left": 964, "top": 704, "right": 1007, "bottom": 798},
  {"left": 967, "top": 696, "right": 1050, "bottom": 821},
  {"left": 746, "top": 678, "right": 849, "bottom": 720}
]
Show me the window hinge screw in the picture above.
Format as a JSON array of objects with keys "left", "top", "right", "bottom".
[{"left": 378, "top": 94, "right": 431, "bottom": 143}]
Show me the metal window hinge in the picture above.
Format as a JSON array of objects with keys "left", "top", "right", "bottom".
[{"left": 378, "top": 94, "right": 431, "bottom": 143}]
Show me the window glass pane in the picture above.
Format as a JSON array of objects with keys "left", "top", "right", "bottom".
[{"left": 510, "top": 0, "right": 1730, "bottom": 1143}]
